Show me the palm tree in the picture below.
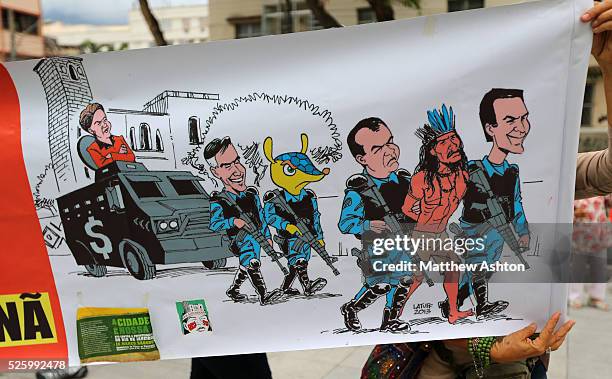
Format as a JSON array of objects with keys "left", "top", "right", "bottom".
[
  {"left": 305, "top": 0, "right": 342, "bottom": 28},
  {"left": 305, "top": 0, "right": 421, "bottom": 28},
  {"left": 139, "top": 0, "right": 168, "bottom": 46}
]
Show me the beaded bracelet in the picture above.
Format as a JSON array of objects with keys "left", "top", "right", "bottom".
[{"left": 468, "top": 336, "right": 496, "bottom": 378}]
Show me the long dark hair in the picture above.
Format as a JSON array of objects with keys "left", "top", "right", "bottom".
[{"left": 415, "top": 137, "right": 468, "bottom": 189}]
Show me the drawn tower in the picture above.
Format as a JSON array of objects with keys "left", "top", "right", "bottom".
[{"left": 33, "top": 57, "right": 93, "bottom": 192}]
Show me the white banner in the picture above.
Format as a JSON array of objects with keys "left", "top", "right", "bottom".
[{"left": 0, "top": 0, "right": 591, "bottom": 365}]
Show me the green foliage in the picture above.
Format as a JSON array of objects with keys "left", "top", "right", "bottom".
[{"left": 79, "top": 40, "right": 129, "bottom": 54}]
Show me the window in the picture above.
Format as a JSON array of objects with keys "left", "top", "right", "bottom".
[
  {"left": 261, "top": 1, "right": 319, "bottom": 35},
  {"left": 139, "top": 123, "right": 152, "bottom": 150},
  {"left": 200, "top": 17, "right": 207, "bottom": 32},
  {"left": 129, "top": 180, "right": 163, "bottom": 198},
  {"left": 236, "top": 22, "right": 262, "bottom": 39},
  {"left": 448, "top": 0, "right": 484, "bottom": 12},
  {"left": 183, "top": 18, "right": 191, "bottom": 33},
  {"left": 68, "top": 64, "right": 79, "bottom": 81},
  {"left": 170, "top": 179, "right": 202, "bottom": 196},
  {"left": 357, "top": 8, "right": 376, "bottom": 24},
  {"left": 155, "top": 130, "right": 164, "bottom": 152},
  {"left": 1, "top": 9, "right": 39, "bottom": 35},
  {"left": 188, "top": 116, "right": 201, "bottom": 144},
  {"left": 581, "top": 81, "right": 595, "bottom": 126},
  {"left": 160, "top": 19, "right": 172, "bottom": 32},
  {"left": 295, "top": 13, "right": 320, "bottom": 32},
  {"left": 129, "top": 127, "right": 136, "bottom": 149}
]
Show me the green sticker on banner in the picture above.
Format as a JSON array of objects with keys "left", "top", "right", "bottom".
[
  {"left": 76, "top": 307, "right": 160, "bottom": 363},
  {"left": 176, "top": 299, "right": 212, "bottom": 335}
]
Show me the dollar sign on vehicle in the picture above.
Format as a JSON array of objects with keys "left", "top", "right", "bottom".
[{"left": 84, "top": 216, "right": 112, "bottom": 260}]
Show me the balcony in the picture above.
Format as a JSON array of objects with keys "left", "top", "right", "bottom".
[
  {"left": 0, "top": 31, "right": 44, "bottom": 58},
  {"left": 1, "top": 0, "right": 41, "bottom": 14}
]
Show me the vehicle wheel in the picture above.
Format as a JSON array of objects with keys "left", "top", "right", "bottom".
[
  {"left": 84, "top": 263, "right": 107, "bottom": 277},
  {"left": 121, "top": 240, "right": 156, "bottom": 280},
  {"left": 202, "top": 258, "right": 227, "bottom": 269}
]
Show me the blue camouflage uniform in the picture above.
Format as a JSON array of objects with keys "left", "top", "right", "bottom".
[
  {"left": 459, "top": 156, "right": 529, "bottom": 290},
  {"left": 210, "top": 189, "right": 271, "bottom": 268},
  {"left": 338, "top": 170, "right": 413, "bottom": 308},
  {"left": 264, "top": 189, "right": 323, "bottom": 266}
]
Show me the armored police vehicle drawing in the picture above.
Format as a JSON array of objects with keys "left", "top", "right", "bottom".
[{"left": 57, "top": 145, "right": 232, "bottom": 280}]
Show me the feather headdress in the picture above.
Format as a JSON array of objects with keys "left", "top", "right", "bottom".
[{"left": 415, "top": 104, "right": 456, "bottom": 144}]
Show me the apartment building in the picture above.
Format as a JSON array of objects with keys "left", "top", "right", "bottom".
[
  {"left": 44, "top": 4, "right": 209, "bottom": 51},
  {"left": 208, "top": 0, "right": 526, "bottom": 40},
  {"left": 0, "top": 0, "right": 44, "bottom": 61},
  {"left": 209, "top": 0, "right": 606, "bottom": 148}
]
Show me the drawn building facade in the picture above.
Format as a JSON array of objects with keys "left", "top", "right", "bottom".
[
  {"left": 106, "top": 108, "right": 175, "bottom": 171},
  {"left": 33, "top": 56, "right": 219, "bottom": 190},
  {"left": 33, "top": 56, "right": 93, "bottom": 191}
]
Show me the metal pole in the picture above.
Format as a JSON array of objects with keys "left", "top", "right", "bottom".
[{"left": 8, "top": 8, "right": 16, "bottom": 61}]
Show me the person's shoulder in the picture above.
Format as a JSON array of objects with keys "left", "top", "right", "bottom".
[
  {"left": 396, "top": 168, "right": 411, "bottom": 183},
  {"left": 466, "top": 159, "right": 486, "bottom": 175},
  {"left": 345, "top": 173, "right": 368, "bottom": 192},
  {"left": 305, "top": 188, "right": 317, "bottom": 200},
  {"left": 467, "top": 159, "right": 481, "bottom": 168},
  {"left": 209, "top": 190, "right": 222, "bottom": 202},
  {"left": 263, "top": 189, "right": 281, "bottom": 202},
  {"left": 246, "top": 186, "right": 260, "bottom": 197},
  {"left": 86, "top": 139, "right": 100, "bottom": 152},
  {"left": 411, "top": 170, "right": 425, "bottom": 180},
  {"left": 410, "top": 170, "right": 427, "bottom": 187}
]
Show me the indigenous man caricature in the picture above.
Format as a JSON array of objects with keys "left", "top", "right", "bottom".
[
  {"left": 205, "top": 137, "right": 282, "bottom": 306},
  {"left": 441, "top": 88, "right": 531, "bottom": 319},
  {"left": 79, "top": 102, "right": 135, "bottom": 168},
  {"left": 338, "top": 118, "right": 414, "bottom": 333},
  {"left": 402, "top": 104, "right": 474, "bottom": 324}
]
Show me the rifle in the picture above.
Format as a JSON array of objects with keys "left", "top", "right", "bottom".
[
  {"left": 361, "top": 175, "right": 435, "bottom": 287},
  {"left": 351, "top": 247, "right": 374, "bottom": 277},
  {"left": 470, "top": 161, "right": 530, "bottom": 269},
  {"left": 266, "top": 190, "right": 340, "bottom": 276},
  {"left": 216, "top": 191, "right": 289, "bottom": 275}
]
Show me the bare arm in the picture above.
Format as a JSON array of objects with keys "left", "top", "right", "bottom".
[
  {"left": 576, "top": 2, "right": 612, "bottom": 199},
  {"left": 575, "top": 66, "right": 612, "bottom": 198}
]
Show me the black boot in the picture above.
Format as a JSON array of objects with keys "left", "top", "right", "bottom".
[
  {"left": 341, "top": 283, "right": 390, "bottom": 331},
  {"left": 380, "top": 285, "right": 411, "bottom": 333},
  {"left": 280, "top": 265, "right": 300, "bottom": 296},
  {"left": 226, "top": 268, "right": 248, "bottom": 302},
  {"left": 439, "top": 282, "right": 471, "bottom": 319},
  {"left": 246, "top": 260, "right": 282, "bottom": 305},
  {"left": 457, "top": 282, "right": 471, "bottom": 308},
  {"left": 473, "top": 273, "right": 508, "bottom": 319},
  {"left": 295, "top": 259, "right": 326, "bottom": 296}
]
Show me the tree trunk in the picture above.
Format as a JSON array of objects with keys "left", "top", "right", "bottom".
[
  {"left": 139, "top": 0, "right": 168, "bottom": 46},
  {"left": 305, "top": 0, "right": 342, "bottom": 28},
  {"left": 281, "top": 0, "right": 294, "bottom": 34},
  {"left": 367, "top": 0, "right": 395, "bottom": 22}
]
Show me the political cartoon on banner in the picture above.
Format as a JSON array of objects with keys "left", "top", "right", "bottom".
[{"left": 0, "top": 0, "right": 591, "bottom": 366}]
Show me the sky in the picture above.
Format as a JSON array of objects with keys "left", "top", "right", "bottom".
[{"left": 42, "top": 0, "right": 208, "bottom": 25}]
